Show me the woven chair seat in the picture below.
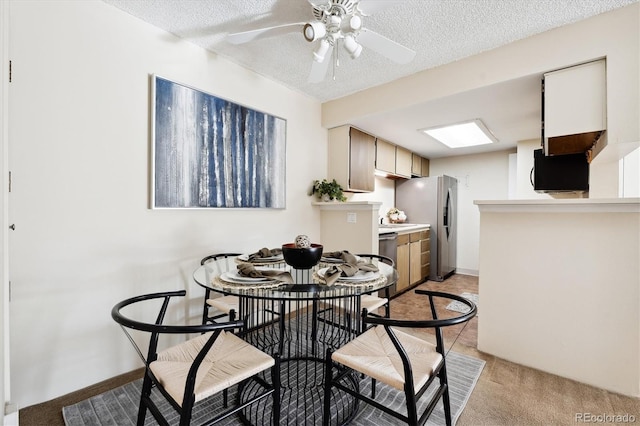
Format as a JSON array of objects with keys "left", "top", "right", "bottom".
[
  {"left": 206, "top": 296, "right": 300, "bottom": 316},
  {"left": 323, "top": 294, "right": 387, "bottom": 313},
  {"left": 206, "top": 296, "right": 239, "bottom": 314},
  {"left": 360, "top": 294, "right": 388, "bottom": 313},
  {"left": 150, "top": 331, "right": 274, "bottom": 406},
  {"left": 331, "top": 325, "right": 442, "bottom": 392}
]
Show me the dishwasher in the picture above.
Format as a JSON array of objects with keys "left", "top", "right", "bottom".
[{"left": 378, "top": 232, "right": 398, "bottom": 297}]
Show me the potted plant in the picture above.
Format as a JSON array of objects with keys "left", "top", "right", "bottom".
[{"left": 310, "top": 179, "right": 347, "bottom": 202}]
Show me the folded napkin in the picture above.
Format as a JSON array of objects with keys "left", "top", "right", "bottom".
[
  {"left": 322, "top": 253, "right": 379, "bottom": 286},
  {"left": 322, "top": 250, "right": 358, "bottom": 263},
  {"left": 237, "top": 264, "right": 292, "bottom": 284},
  {"left": 247, "top": 247, "right": 283, "bottom": 262}
]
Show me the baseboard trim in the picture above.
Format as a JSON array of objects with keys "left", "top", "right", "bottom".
[{"left": 455, "top": 268, "right": 479, "bottom": 277}]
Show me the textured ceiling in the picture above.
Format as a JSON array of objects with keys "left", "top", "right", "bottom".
[
  {"left": 101, "top": 0, "right": 635, "bottom": 102},
  {"left": 101, "top": 0, "right": 637, "bottom": 158}
]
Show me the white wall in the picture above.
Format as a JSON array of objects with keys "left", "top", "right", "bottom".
[
  {"left": 8, "top": 0, "right": 325, "bottom": 407},
  {"left": 622, "top": 147, "right": 640, "bottom": 197},
  {"left": 429, "top": 150, "right": 513, "bottom": 275},
  {"left": 348, "top": 176, "right": 395, "bottom": 222}
]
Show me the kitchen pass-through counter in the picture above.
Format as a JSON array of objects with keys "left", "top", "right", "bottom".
[{"left": 475, "top": 198, "right": 640, "bottom": 397}]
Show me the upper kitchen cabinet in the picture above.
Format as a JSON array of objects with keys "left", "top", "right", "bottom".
[
  {"left": 421, "top": 157, "right": 430, "bottom": 177},
  {"left": 395, "top": 146, "right": 412, "bottom": 178},
  {"left": 411, "top": 153, "right": 430, "bottom": 177},
  {"left": 375, "top": 138, "right": 411, "bottom": 179},
  {"left": 375, "top": 138, "right": 396, "bottom": 174},
  {"left": 543, "top": 59, "right": 606, "bottom": 158},
  {"left": 328, "top": 125, "right": 375, "bottom": 192}
]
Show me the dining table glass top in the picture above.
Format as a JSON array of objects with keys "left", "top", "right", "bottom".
[{"left": 192, "top": 253, "right": 396, "bottom": 300}]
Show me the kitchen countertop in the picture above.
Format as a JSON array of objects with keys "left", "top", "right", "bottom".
[{"left": 378, "top": 223, "right": 430, "bottom": 235}]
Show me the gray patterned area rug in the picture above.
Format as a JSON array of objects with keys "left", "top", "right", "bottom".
[
  {"left": 445, "top": 293, "right": 479, "bottom": 315},
  {"left": 63, "top": 351, "right": 484, "bottom": 426}
]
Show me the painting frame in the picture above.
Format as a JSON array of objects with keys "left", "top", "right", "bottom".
[{"left": 151, "top": 75, "right": 287, "bottom": 209}]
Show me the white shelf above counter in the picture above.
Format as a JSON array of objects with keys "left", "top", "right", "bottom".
[{"left": 312, "top": 200, "right": 382, "bottom": 210}]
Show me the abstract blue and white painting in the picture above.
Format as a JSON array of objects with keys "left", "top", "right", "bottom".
[{"left": 153, "top": 76, "right": 286, "bottom": 208}]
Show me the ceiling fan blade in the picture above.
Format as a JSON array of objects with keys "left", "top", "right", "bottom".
[
  {"left": 358, "top": 28, "right": 416, "bottom": 64},
  {"left": 227, "top": 23, "right": 305, "bottom": 44},
  {"left": 308, "top": 44, "right": 334, "bottom": 83},
  {"left": 357, "top": 0, "right": 401, "bottom": 15}
]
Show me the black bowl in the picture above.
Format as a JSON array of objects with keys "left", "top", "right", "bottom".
[{"left": 282, "top": 243, "right": 323, "bottom": 269}]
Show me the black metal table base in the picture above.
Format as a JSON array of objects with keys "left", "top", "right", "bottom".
[
  {"left": 237, "top": 297, "right": 361, "bottom": 425},
  {"left": 239, "top": 359, "right": 359, "bottom": 426}
]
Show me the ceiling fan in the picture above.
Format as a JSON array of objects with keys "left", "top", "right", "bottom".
[{"left": 226, "top": 0, "right": 416, "bottom": 83}]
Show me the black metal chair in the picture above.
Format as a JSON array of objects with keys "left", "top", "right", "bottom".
[
  {"left": 200, "top": 253, "right": 242, "bottom": 325},
  {"left": 112, "top": 290, "right": 281, "bottom": 426},
  {"left": 200, "top": 253, "right": 292, "bottom": 334},
  {"left": 317, "top": 254, "right": 394, "bottom": 335},
  {"left": 323, "top": 290, "right": 477, "bottom": 426},
  {"left": 354, "top": 254, "right": 394, "bottom": 323}
]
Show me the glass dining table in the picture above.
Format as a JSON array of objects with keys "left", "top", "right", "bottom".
[{"left": 192, "top": 254, "right": 397, "bottom": 425}]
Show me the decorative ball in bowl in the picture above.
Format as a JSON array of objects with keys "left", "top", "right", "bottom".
[{"left": 281, "top": 243, "right": 323, "bottom": 269}]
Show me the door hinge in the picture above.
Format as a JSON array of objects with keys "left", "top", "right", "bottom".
[
  {"left": 9, "top": 60, "right": 11, "bottom": 82},
  {"left": 8, "top": 170, "right": 11, "bottom": 192},
  {"left": 8, "top": 281, "right": 11, "bottom": 302}
]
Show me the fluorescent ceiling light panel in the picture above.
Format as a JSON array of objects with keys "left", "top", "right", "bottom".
[{"left": 419, "top": 119, "right": 498, "bottom": 148}]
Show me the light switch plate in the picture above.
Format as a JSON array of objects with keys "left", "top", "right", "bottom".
[{"left": 347, "top": 212, "right": 357, "bottom": 223}]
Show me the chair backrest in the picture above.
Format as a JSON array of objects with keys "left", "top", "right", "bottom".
[
  {"left": 112, "top": 290, "right": 244, "bottom": 365},
  {"left": 363, "top": 289, "right": 476, "bottom": 352},
  {"left": 355, "top": 253, "right": 395, "bottom": 268},
  {"left": 200, "top": 252, "right": 242, "bottom": 273},
  {"left": 361, "top": 290, "right": 476, "bottom": 401}
]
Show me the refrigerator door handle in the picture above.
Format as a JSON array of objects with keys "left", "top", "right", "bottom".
[{"left": 444, "top": 189, "right": 452, "bottom": 239}]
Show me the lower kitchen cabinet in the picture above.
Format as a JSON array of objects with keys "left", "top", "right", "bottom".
[
  {"left": 420, "top": 231, "right": 431, "bottom": 279},
  {"left": 395, "top": 229, "right": 430, "bottom": 295},
  {"left": 396, "top": 234, "right": 410, "bottom": 293},
  {"left": 409, "top": 239, "right": 422, "bottom": 286}
]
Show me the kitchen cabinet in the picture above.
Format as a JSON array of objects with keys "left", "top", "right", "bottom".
[
  {"left": 411, "top": 154, "right": 421, "bottom": 176},
  {"left": 543, "top": 59, "right": 606, "bottom": 157},
  {"left": 375, "top": 138, "right": 412, "bottom": 179},
  {"left": 395, "top": 229, "right": 430, "bottom": 294},
  {"left": 395, "top": 146, "right": 412, "bottom": 178},
  {"left": 420, "top": 230, "right": 431, "bottom": 279},
  {"left": 375, "top": 138, "right": 396, "bottom": 174},
  {"left": 409, "top": 230, "right": 430, "bottom": 285},
  {"left": 411, "top": 154, "right": 431, "bottom": 177},
  {"left": 395, "top": 234, "right": 410, "bottom": 293},
  {"left": 328, "top": 125, "right": 376, "bottom": 192},
  {"left": 421, "top": 157, "right": 430, "bottom": 177}
]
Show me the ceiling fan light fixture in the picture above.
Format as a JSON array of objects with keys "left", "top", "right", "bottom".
[
  {"left": 303, "top": 21, "right": 326, "bottom": 42},
  {"left": 313, "top": 39, "right": 331, "bottom": 62},
  {"left": 343, "top": 35, "right": 362, "bottom": 59},
  {"left": 349, "top": 15, "right": 362, "bottom": 31}
]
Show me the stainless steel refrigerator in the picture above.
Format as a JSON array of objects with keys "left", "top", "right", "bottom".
[{"left": 395, "top": 175, "right": 457, "bottom": 281}]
